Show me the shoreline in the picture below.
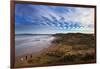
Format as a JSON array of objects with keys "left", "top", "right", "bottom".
[{"left": 15, "top": 33, "right": 96, "bottom": 67}]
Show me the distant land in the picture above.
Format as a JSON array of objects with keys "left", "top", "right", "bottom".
[{"left": 15, "top": 32, "right": 94, "bottom": 35}]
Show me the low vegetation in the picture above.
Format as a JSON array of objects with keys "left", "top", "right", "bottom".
[{"left": 15, "top": 33, "right": 96, "bottom": 67}]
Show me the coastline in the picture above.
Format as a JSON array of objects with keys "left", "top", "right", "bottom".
[{"left": 15, "top": 33, "right": 96, "bottom": 67}]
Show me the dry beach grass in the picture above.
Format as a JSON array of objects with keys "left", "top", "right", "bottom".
[{"left": 15, "top": 33, "right": 96, "bottom": 67}]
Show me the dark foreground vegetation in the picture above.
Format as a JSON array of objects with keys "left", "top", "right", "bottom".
[{"left": 15, "top": 33, "right": 96, "bottom": 67}]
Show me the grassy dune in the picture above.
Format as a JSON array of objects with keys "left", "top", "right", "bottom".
[{"left": 15, "top": 33, "right": 96, "bottom": 67}]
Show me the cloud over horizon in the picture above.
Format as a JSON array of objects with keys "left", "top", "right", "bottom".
[{"left": 15, "top": 4, "right": 94, "bottom": 34}]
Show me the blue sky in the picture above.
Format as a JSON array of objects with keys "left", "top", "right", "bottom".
[{"left": 15, "top": 4, "right": 94, "bottom": 34}]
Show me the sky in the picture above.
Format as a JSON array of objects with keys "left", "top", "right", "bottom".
[{"left": 15, "top": 4, "right": 94, "bottom": 34}]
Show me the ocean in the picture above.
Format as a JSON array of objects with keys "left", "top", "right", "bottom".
[{"left": 15, "top": 34, "right": 55, "bottom": 57}]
